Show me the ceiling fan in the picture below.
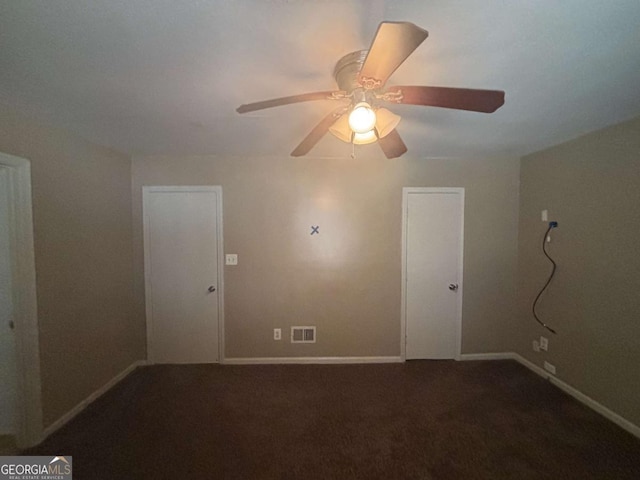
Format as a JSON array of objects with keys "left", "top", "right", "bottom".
[{"left": 236, "top": 21, "right": 505, "bottom": 159}]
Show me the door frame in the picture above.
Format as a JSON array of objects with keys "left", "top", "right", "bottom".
[
  {"left": 400, "top": 187, "right": 464, "bottom": 362},
  {"left": 142, "top": 186, "right": 225, "bottom": 364},
  {"left": 0, "top": 152, "right": 43, "bottom": 448}
]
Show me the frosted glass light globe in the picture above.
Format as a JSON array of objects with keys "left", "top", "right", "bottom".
[{"left": 348, "top": 102, "right": 377, "bottom": 134}]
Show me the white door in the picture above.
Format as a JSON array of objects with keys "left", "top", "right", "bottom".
[
  {"left": 403, "top": 188, "right": 464, "bottom": 360},
  {"left": 0, "top": 167, "right": 17, "bottom": 434},
  {"left": 143, "top": 186, "right": 223, "bottom": 364}
]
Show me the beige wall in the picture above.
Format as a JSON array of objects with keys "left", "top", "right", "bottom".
[
  {"left": 132, "top": 153, "right": 520, "bottom": 358},
  {"left": 0, "top": 106, "right": 142, "bottom": 427},
  {"left": 517, "top": 116, "right": 640, "bottom": 426}
]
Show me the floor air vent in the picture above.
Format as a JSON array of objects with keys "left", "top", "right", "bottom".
[{"left": 291, "top": 326, "right": 316, "bottom": 343}]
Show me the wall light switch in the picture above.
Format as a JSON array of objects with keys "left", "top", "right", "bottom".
[
  {"left": 541, "top": 210, "right": 548, "bottom": 222},
  {"left": 225, "top": 254, "right": 238, "bottom": 265}
]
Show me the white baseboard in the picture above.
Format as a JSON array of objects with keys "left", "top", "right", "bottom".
[
  {"left": 459, "top": 352, "right": 514, "bottom": 361},
  {"left": 512, "top": 353, "right": 640, "bottom": 438},
  {"left": 42, "top": 360, "right": 146, "bottom": 441},
  {"left": 462, "top": 351, "right": 639, "bottom": 439},
  {"left": 545, "top": 369, "right": 640, "bottom": 439},
  {"left": 510, "top": 352, "right": 550, "bottom": 378},
  {"left": 224, "top": 356, "right": 403, "bottom": 365}
]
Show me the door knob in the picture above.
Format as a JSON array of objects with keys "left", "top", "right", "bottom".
[
  {"left": 208, "top": 286, "right": 216, "bottom": 293},
  {"left": 448, "top": 283, "right": 459, "bottom": 291}
]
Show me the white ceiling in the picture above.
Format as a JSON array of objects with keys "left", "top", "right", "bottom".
[{"left": 1, "top": 0, "right": 639, "bottom": 159}]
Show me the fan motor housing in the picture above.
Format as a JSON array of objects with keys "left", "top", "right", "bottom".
[{"left": 333, "top": 50, "right": 368, "bottom": 93}]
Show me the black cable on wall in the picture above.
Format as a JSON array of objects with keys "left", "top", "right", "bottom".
[{"left": 532, "top": 222, "right": 558, "bottom": 334}]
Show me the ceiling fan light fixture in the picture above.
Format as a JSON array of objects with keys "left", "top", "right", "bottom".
[
  {"left": 237, "top": 22, "right": 505, "bottom": 159},
  {"left": 375, "top": 107, "right": 401, "bottom": 139},
  {"left": 348, "top": 102, "right": 377, "bottom": 134}
]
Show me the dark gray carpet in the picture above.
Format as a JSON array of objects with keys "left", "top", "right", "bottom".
[{"left": 25, "top": 361, "right": 640, "bottom": 479}]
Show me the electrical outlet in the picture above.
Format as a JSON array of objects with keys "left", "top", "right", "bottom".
[
  {"left": 225, "top": 254, "right": 238, "bottom": 265},
  {"left": 532, "top": 340, "right": 540, "bottom": 352},
  {"left": 541, "top": 210, "right": 548, "bottom": 222},
  {"left": 539, "top": 336, "right": 549, "bottom": 351},
  {"left": 544, "top": 361, "right": 556, "bottom": 375},
  {"left": 273, "top": 328, "right": 281, "bottom": 341}
]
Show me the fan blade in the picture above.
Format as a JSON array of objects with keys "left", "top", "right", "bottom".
[
  {"left": 377, "top": 129, "right": 407, "bottom": 159},
  {"left": 358, "top": 22, "right": 428, "bottom": 89},
  {"left": 236, "top": 91, "right": 345, "bottom": 114},
  {"left": 291, "top": 108, "right": 346, "bottom": 157},
  {"left": 385, "top": 86, "right": 505, "bottom": 113}
]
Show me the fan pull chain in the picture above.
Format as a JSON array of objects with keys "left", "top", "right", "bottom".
[{"left": 351, "top": 141, "right": 356, "bottom": 159}]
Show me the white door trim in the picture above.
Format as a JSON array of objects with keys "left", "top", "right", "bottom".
[
  {"left": 142, "top": 186, "right": 225, "bottom": 364},
  {"left": 0, "top": 152, "right": 43, "bottom": 448},
  {"left": 401, "top": 187, "right": 464, "bottom": 361}
]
